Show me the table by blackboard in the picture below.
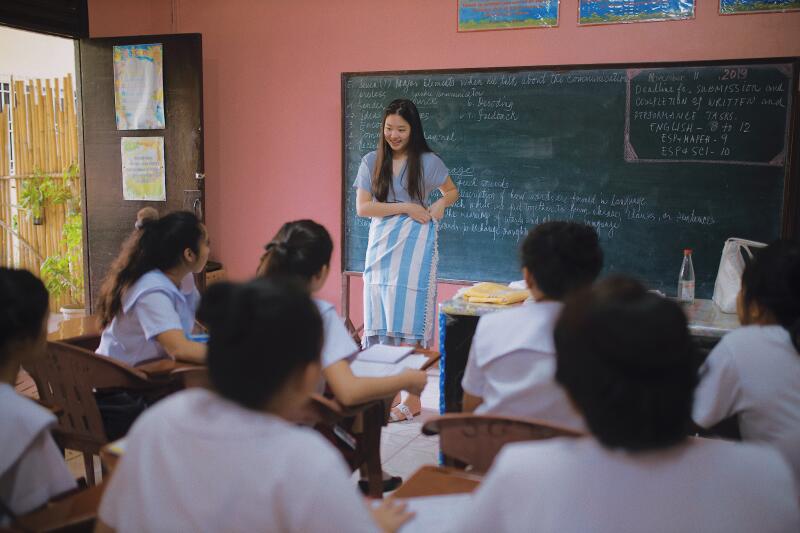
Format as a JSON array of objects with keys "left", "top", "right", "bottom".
[{"left": 342, "top": 59, "right": 798, "bottom": 299}]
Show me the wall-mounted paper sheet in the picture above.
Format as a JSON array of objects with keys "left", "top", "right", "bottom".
[
  {"left": 458, "top": 0, "right": 559, "bottom": 31},
  {"left": 113, "top": 44, "right": 165, "bottom": 130},
  {"left": 720, "top": 0, "right": 799, "bottom": 14},
  {"left": 121, "top": 137, "right": 166, "bottom": 201},
  {"left": 579, "top": 0, "right": 695, "bottom": 25}
]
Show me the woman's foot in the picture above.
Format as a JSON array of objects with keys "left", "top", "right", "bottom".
[{"left": 388, "top": 393, "right": 421, "bottom": 422}]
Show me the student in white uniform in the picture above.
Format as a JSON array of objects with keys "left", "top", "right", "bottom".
[
  {"left": 257, "top": 219, "right": 427, "bottom": 492},
  {"left": 96, "top": 208, "right": 209, "bottom": 367},
  {"left": 693, "top": 240, "right": 800, "bottom": 445},
  {"left": 454, "top": 277, "right": 800, "bottom": 533},
  {"left": 0, "top": 268, "right": 76, "bottom": 525},
  {"left": 461, "top": 221, "right": 602, "bottom": 431},
  {"left": 96, "top": 278, "right": 412, "bottom": 533}
]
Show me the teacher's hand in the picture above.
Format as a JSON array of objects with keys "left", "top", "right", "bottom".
[
  {"left": 406, "top": 203, "right": 432, "bottom": 224},
  {"left": 428, "top": 199, "right": 446, "bottom": 221}
]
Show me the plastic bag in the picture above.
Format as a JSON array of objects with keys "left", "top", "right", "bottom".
[{"left": 712, "top": 238, "right": 766, "bottom": 314}]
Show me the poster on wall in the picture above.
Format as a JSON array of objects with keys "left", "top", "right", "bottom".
[
  {"left": 579, "top": 0, "right": 695, "bottom": 25},
  {"left": 113, "top": 44, "right": 166, "bottom": 130},
  {"left": 121, "top": 137, "right": 166, "bottom": 201},
  {"left": 458, "top": 0, "right": 559, "bottom": 31},
  {"left": 720, "top": 0, "right": 800, "bottom": 14}
]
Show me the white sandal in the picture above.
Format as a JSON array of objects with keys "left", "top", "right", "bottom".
[{"left": 389, "top": 403, "right": 415, "bottom": 423}]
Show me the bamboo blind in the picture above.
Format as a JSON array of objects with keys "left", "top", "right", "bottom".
[{"left": 0, "top": 75, "right": 81, "bottom": 311}]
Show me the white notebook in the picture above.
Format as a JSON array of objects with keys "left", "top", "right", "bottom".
[
  {"left": 350, "top": 353, "right": 429, "bottom": 378},
  {"left": 356, "top": 344, "right": 414, "bottom": 364}
]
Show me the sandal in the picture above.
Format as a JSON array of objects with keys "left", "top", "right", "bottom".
[{"left": 389, "top": 403, "right": 417, "bottom": 423}]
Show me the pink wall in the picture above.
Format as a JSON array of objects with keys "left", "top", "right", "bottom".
[{"left": 88, "top": 0, "right": 800, "bottom": 342}]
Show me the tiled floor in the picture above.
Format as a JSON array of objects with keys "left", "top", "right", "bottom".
[{"left": 375, "top": 366, "right": 442, "bottom": 482}]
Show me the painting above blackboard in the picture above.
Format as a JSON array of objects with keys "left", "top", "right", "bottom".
[{"left": 342, "top": 60, "right": 797, "bottom": 299}]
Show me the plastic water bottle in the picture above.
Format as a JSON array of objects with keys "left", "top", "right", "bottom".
[{"left": 677, "top": 249, "right": 695, "bottom": 303}]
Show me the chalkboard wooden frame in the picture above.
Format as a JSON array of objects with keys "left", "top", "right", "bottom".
[{"left": 340, "top": 57, "right": 800, "bottom": 318}]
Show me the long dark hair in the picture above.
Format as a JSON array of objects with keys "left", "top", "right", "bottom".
[
  {"left": 198, "top": 278, "right": 323, "bottom": 410},
  {"left": 256, "top": 220, "right": 333, "bottom": 282},
  {"left": 741, "top": 240, "right": 800, "bottom": 352},
  {"left": 372, "top": 99, "right": 432, "bottom": 204},
  {"left": 97, "top": 210, "right": 204, "bottom": 328},
  {"left": 0, "top": 268, "right": 49, "bottom": 367}
]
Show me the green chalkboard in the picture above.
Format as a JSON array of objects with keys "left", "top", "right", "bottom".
[{"left": 342, "top": 60, "right": 798, "bottom": 298}]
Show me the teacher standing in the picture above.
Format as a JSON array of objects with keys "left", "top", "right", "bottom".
[{"left": 354, "top": 99, "right": 459, "bottom": 421}]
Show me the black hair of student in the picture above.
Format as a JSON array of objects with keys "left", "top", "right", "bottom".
[
  {"left": 372, "top": 99, "right": 433, "bottom": 205},
  {"left": 554, "top": 276, "right": 697, "bottom": 451},
  {"left": 0, "top": 268, "right": 49, "bottom": 366},
  {"left": 197, "top": 278, "right": 323, "bottom": 410},
  {"left": 97, "top": 210, "right": 204, "bottom": 328},
  {"left": 741, "top": 240, "right": 800, "bottom": 352},
  {"left": 256, "top": 219, "right": 333, "bottom": 282},
  {"left": 520, "top": 221, "right": 603, "bottom": 299}
]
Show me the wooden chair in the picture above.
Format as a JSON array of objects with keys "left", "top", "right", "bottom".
[
  {"left": 422, "top": 413, "right": 583, "bottom": 473},
  {"left": 23, "top": 341, "right": 172, "bottom": 485}
]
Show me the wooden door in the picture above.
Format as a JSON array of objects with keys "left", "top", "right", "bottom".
[{"left": 78, "top": 34, "right": 204, "bottom": 311}]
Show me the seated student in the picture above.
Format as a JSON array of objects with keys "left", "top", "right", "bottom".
[
  {"left": 96, "top": 279, "right": 412, "bottom": 533},
  {"left": 693, "top": 240, "right": 800, "bottom": 444},
  {"left": 256, "top": 220, "right": 427, "bottom": 407},
  {"left": 96, "top": 209, "right": 209, "bottom": 366},
  {"left": 0, "top": 268, "right": 76, "bottom": 524},
  {"left": 453, "top": 277, "right": 800, "bottom": 533},
  {"left": 460, "top": 221, "right": 602, "bottom": 431}
]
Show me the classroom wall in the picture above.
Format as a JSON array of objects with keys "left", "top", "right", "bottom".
[{"left": 88, "top": 0, "right": 800, "bottom": 342}]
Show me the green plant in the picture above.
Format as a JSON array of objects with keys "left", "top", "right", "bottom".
[
  {"left": 41, "top": 211, "right": 84, "bottom": 305},
  {"left": 39, "top": 164, "right": 84, "bottom": 305},
  {"left": 19, "top": 164, "right": 79, "bottom": 223}
]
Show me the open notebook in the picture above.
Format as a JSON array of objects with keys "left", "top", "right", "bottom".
[{"left": 351, "top": 345, "right": 430, "bottom": 378}]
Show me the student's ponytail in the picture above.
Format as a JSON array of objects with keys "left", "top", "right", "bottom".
[
  {"left": 97, "top": 209, "right": 204, "bottom": 328},
  {"left": 256, "top": 220, "right": 333, "bottom": 283},
  {"left": 740, "top": 240, "right": 800, "bottom": 353}
]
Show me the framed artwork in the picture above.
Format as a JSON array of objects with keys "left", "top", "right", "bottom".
[
  {"left": 579, "top": 0, "right": 695, "bottom": 25},
  {"left": 458, "top": 0, "right": 559, "bottom": 31},
  {"left": 720, "top": 0, "right": 800, "bottom": 14}
]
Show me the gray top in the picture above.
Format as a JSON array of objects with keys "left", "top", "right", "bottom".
[
  {"left": 440, "top": 297, "right": 740, "bottom": 339},
  {"left": 353, "top": 151, "right": 449, "bottom": 207}
]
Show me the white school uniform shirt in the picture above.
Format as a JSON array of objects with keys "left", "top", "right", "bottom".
[
  {"left": 453, "top": 436, "right": 800, "bottom": 533},
  {"left": 98, "top": 388, "right": 378, "bottom": 533},
  {"left": 0, "top": 384, "right": 76, "bottom": 522},
  {"left": 97, "top": 270, "right": 200, "bottom": 366},
  {"left": 315, "top": 298, "right": 360, "bottom": 392},
  {"left": 693, "top": 325, "right": 800, "bottom": 444},
  {"left": 461, "top": 301, "right": 586, "bottom": 432}
]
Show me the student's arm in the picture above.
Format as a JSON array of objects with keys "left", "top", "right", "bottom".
[
  {"left": 429, "top": 176, "right": 459, "bottom": 220},
  {"left": 154, "top": 330, "right": 207, "bottom": 365},
  {"left": 356, "top": 189, "right": 431, "bottom": 223},
  {"left": 323, "top": 359, "right": 427, "bottom": 407},
  {"left": 692, "top": 341, "right": 741, "bottom": 428},
  {"left": 462, "top": 392, "right": 484, "bottom": 413}
]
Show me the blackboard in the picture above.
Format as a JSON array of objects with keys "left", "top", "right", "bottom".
[{"left": 342, "top": 60, "right": 798, "bottom": 298}]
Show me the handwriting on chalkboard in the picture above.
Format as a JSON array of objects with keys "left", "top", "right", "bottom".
[{"left": 625, "top": 66, "right": 791, "bottom": 165}]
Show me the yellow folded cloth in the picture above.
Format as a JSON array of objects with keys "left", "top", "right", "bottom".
[{"left": 463, "top": 282, "right": 530, "bottom": 305}]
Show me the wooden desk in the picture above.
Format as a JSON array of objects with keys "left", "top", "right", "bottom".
[
  {"left": 391, "top": 466, "right": 481, "bottom": 499},
  {"left": 438, "top": 296, "right": 739, "bottom": 412},
  {"left": 48, "top": 315, "right": 101, "bottom": 343},
  {"left": 15, "top": 484, "right": 104, "bottom": 532}
]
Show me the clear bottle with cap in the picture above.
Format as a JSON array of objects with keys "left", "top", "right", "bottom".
[{"left": 677, "top": 248, "right": 695, "bottom": 303}]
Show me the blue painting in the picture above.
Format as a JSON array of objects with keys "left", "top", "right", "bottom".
[
  {"left": 720, "top": 0, "right": 800, "bottom": 14},
  {"left": 458, "top": 0, "right": 559, "bottom": 31},
  {"left": 579, "top": 0, "right": 695, "bottom": 25}
]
